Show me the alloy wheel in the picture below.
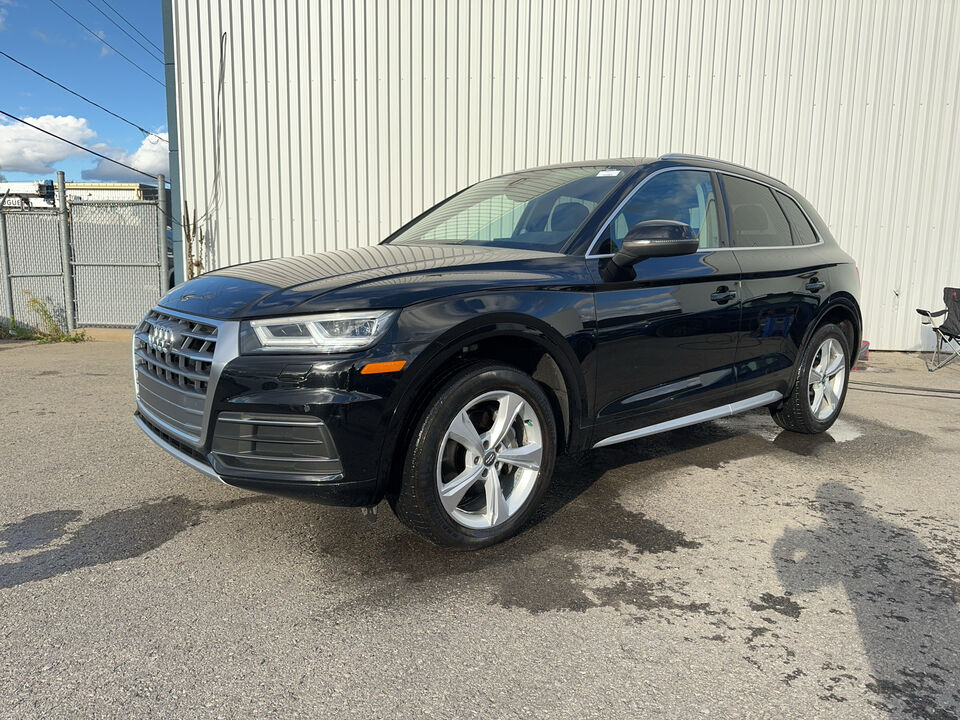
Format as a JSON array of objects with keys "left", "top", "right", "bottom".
[
  {"left": 435, "top": 390, "right": 543, "bottom": 529},
  {"left": 807, "top": 337, "right": 846, "bottom": 421}
]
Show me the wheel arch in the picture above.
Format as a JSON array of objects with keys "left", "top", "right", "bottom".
[
  {"left": 803, "top": 292, "right": 862, "bottom": 368},
  {"left": 377, "top": 314, "right": 590, "bottom": 499}
]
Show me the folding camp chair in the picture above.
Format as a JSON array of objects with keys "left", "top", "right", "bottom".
[{"left": 917, "top": 287, "right": 960, "bottom": 371}]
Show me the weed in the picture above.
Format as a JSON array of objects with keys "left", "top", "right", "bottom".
[
  {"left": 20, "top": 292, "right": 88, "bottom": 344},
  {"left": 0, "top": 319, "right": 37, "bottom": 341}
]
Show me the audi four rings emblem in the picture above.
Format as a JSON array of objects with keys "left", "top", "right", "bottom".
[{"left": 148, "top": 321, "right": 183, "bottom": 353}]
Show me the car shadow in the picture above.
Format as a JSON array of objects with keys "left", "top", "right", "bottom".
[
  {"left": 310, "top": 412, "right": 922, "bottom": 616},
  {"left": 0, "top": 496, "right": 265, "bottom": 591},
  {"left": 773, "top": 483, "right": 960, "bottom": 718}
]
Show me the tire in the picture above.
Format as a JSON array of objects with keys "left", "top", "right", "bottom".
[
  {"left": 771, "top": 323, "right": 851, "bottom": 434},
  {"left": 391, "top": 362, "right": 557, "bottom": 549}
]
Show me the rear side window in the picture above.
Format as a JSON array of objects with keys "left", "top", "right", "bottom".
[
  {"left": 722, "top": 176, "right": 792, "bottom": 248},
  {"left": 775, "top": 191, "right": 819, "bottom": 246}
]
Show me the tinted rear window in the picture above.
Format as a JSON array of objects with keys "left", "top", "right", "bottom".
[{"left": 723, "top": 176, "right": 792, "bottom": 248}]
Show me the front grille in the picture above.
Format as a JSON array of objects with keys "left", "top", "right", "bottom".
[
  {"left": 137, "top": 412, "right": 210, "bottom": 466},
  {"left": 134, "top": 308, "right": 220, "bottom": 443}
]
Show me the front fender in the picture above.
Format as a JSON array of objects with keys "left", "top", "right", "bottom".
[{"left": 373, "top": 289, "right": 598, "bottom": 493}]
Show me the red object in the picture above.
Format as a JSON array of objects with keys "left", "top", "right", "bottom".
[{"left": 853, "top": 340, "right": 870, "bottom": 371}]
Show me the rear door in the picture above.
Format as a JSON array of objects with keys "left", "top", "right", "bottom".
[
  {"left": 589, "top": 169, "right": 743, "bottom": 442},
  {"left": 719, "top": 173, "right": 831, "bottom": 397}
]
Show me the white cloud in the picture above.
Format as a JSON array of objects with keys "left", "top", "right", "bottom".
[
  {"left": 0, "top": 115, "right": 96, "bottom": 174},
  {"left": 96, "top": 29, "right": 111, "bottom": 56},
  {"left": 0, "top": 115, "right": 168, "bottom": 182},
  {"left": 0, "top": 8, "right": 7, "bottom": 31},
  {"left": 82, "top": 133, "right": 169, "bottom": 182}
]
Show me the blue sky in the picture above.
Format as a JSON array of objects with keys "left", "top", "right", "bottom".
[{"left": 0, "top": 0, "right": 167, "bottom": 183}]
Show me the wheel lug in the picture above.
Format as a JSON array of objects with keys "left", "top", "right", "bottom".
[{"left": 473, "top": 457, "right": 479, "bottom": 465}]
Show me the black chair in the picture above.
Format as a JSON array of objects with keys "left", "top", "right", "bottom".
[{"left": 917, "top": 287, "right": 960, "bottom": 371}]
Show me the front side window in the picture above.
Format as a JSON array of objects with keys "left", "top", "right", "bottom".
[
  {"left": 722, "top": 176, "right": 793, "bottom": 248},
  {"left": 594, "top": 170, "right": 721, "bottom": 255},
  {"left": 388, "top": 167, "right": 626, "bottom": 251}
]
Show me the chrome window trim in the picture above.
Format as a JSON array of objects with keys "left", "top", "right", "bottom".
[
  {"left": 584, "top": 166, "right": 824, "bottom": 259},
  {"left": 133, "top": 306, "right": 240, "bottom": 449}
]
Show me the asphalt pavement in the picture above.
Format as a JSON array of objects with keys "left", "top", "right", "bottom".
[{"left": 1, "top": 338, "right": 958, "bottom": 719}]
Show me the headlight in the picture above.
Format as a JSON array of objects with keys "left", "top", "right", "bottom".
[{"left": 240, "top": 309, "right": 399, "bottom": 353}]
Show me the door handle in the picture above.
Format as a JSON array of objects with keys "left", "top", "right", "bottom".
[
  {"left": 805, "top": 279, "right": 825, "bottom": 293},
  {"left": 710, "top": 286, "right": 737, "bottom": 305}
]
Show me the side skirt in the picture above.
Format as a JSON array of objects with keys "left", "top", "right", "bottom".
[{"left": 592, "top": 391, "right": 784, "bottom": 449}]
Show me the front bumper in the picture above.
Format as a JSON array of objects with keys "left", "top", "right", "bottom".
[
  {"left": 133, "top": 308, "right": 412, "bottom": 507},
  {"left": 136, "top": 408, "right": 381, "bottom": 506}
]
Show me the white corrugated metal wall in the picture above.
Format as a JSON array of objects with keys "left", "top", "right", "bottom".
[{"left": 166, "top": 0, "right": 960, "bottom": 350}]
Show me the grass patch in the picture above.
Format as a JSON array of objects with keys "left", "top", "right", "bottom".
[{"left": 0, "top": 319, "right": 37, "bottom": 341}]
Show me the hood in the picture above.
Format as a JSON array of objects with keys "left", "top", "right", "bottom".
[{"left": 158, "top": 243, "right": 581, "bottom": 319}]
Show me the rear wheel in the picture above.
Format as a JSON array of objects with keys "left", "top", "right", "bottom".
[
  {"left": 771, "top": 324, "right": 850, "bottom": 434},
  {"left": 392, "top": 363, "right": 557, "bottom": 549}
]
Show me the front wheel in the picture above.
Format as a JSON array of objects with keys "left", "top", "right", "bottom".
[
  {"left": 771, "top": 323, "right": 851, "bottom": 434},
  {"left": 392, "top": 363, "right": 557, "bottom": 549}
]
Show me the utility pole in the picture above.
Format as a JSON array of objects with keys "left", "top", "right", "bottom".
[{"left": 56, "top": 171, "right": 76, "bottom": 332}]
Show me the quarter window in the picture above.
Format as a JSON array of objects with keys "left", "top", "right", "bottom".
[
  {"left": 775, "top": 191, "right": 819, "bottom": 246},
  {"left": 722, "top": 176, "right": 792, "bottom": 248},
  {"left": 595, "top": 170, "right": 721, "bottom": 254}
]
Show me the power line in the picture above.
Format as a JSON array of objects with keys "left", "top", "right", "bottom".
[
  {"left": 83, "top": 0, "right": 164, "bottom": 63},
  {"left": 0, "top": 51, "right": 167, "bottom": 145},
  {"left": 45, "top": 0, "right": 164, "bottom": 87},
  {"left": 0, "top": 109, "right": 156, "bottom": 180},
  {"left": 99, "top": 0, "right": 164, "bottom": 56}
]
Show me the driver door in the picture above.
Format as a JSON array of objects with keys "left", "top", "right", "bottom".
[{"left": 589, "top": 169, "right": 744, "bottom": 443}]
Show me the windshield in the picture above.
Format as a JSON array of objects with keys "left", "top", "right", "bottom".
[{"left": 387, "top": 167, "right": 627, "bottom": 251}]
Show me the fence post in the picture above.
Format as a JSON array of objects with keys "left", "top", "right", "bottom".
[
  {"left": 0, "top": 193, "right": 14, "bottom": 327},
  {"left": 56, "top": 171, "right": 76, "bottom": 332},
  {"left": 157, "top": 174, "right": 170, "bottom": 294}
]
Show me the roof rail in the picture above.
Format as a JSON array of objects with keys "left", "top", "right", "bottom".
[{"left": 658, "top": 153, "right": 783, "bottom": 183}]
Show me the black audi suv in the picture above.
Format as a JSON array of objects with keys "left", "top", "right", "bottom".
[{"left": 134, "top": 154, "right": 861, "bottom": 548}]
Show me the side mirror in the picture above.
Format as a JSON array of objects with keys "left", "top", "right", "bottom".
[{"left": 611, "top": 220, "right": 699, "bottom": 269}]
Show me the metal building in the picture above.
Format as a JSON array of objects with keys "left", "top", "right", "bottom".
[
  {"left": 0, "top": 181, "right": 162, "bottom": 208},
  {"left": 162, "top": 0, "right": 960, "bottom": 350}
]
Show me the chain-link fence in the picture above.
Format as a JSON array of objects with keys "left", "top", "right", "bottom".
[
  {"left": 0, "top": 175, "right": 168, "bottom": 331},
  {"left": 71, "top": 201, "right": 164, "bottom": 327},
  {"left": 0, "top": 210, "right": 68, "bottom": 328}
]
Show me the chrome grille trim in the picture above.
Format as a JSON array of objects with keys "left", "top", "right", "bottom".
[
  {"left": 135, "top": 414, "right": 224, "bottom": 483},
  {"left": 133, "top": 306, "right": 239, "bottom": 447},
  {"left": 135, "top": 310, "right": 218, "bottom": 394}
]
